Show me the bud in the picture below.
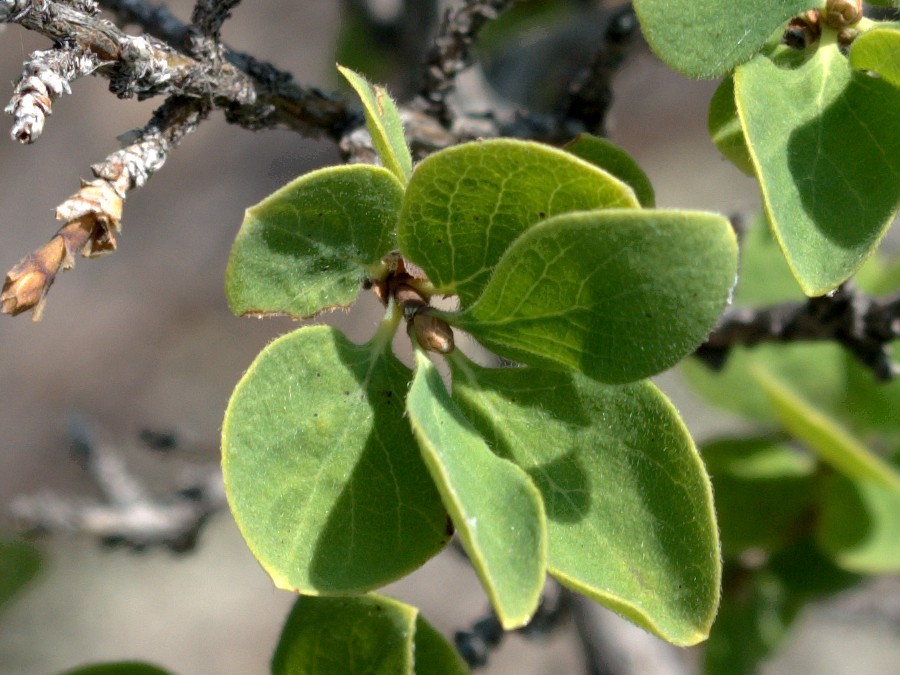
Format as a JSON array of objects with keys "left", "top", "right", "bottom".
[
  {"left": 823, "top": 0, "right": 862, "bottom": 29},
  {"left": 413, "top": 313, "right": 455, "bottom": 354}
]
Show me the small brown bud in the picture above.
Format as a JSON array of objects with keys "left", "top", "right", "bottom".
[
  {"left": 823, "top": 0, "right": 862, "bottom": 29},
  {"left": 413, "top": 313, "right": 455, "bottom": 354},
  {"left": 1, "top": 237, "right": 66, "bottom": 319},
  {"left": 838, "top": 27, "right": 860, "bottom": 50}
]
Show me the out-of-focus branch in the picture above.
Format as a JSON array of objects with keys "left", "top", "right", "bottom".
[
  {"left": 562, "top": 3, "right": 638, "bottom": 136},
  {"left": 190, "top": 0, "right": 241, "bottom": 42},
  {"left": 1, "top": 95, "right": 208, "bottom": 319},
  {"left": 11, "top": 414, "right": 226, "bottom": 552},
  {"left": 696, "top": 284, "right": 900, "bottom": 381},
  {"left": 418, "top": 0, "right": 519, "bottom": 123},
  {"left": 454, "top": 584, "right": 571, "bottom": 670}
]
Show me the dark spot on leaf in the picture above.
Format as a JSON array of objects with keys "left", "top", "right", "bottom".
[
  {"left": 538, "top": 212, "right": 546, "bottom": 219},
  {"left": 445, "top": 516, "right": 455, "bottom": 537}
]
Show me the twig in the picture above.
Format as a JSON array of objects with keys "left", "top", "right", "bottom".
[
  {"left": 10, "top": 414, "right": 226, "bottom": 552},
  {"left": 696, "top": 284, "right": 900, "bottom": 380},
  {"left": 1, "top": 95, "right": 208, "bottom": 319},
  {"left": 190, "top": 0, "right": 241, "bottom": 42},
  {"left": 454, "top": 583, "right": 571, "bottom": 670},
  {"left": 5, "top": 43, "right": 103, "bottom": 143},
  {"left": 418, "top": 0, "right": 519, "bottom": 123},
  {"left": 562, "top": 3, "right": 638, "bottom": 137}
]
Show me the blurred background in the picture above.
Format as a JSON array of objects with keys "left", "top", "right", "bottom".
[{"left": 0, "top": 1, "right": 897, "bottom": 673}]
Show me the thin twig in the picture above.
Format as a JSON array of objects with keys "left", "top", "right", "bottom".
[
  {"left": 562, "top": 3, "right": 638, "bottom": 136},
  {"left": 1, "top": 95, "right": 208, "bottom": 318},
  {"left": 696, "top": 284, "right": 900, "bottom": 380},
  {"left": 190, "top": 0, "right": 241, "bottom": 42},
  {"left": 454, "top": 583, "right": 571, "bottom": 670},
  {"left": 418, "top": 0, "right": 519, "bottom": 123}
]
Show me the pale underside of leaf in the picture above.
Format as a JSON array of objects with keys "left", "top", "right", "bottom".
[{"left": 339, "top": 65, "right": 412, "bottom": 183}]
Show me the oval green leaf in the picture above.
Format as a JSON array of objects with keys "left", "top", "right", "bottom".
[
  {"left": 451, "top": 209, "right": 737, "bottom": 384},
  {"left": 338, "top": 66, "right": 412, "bottom": 183},
  {"left": 449, "top": 355, "right": 720, "bottom": 646},
  {"left": 272, "top": 594, "right": 416, "bottom": 675},
  {"left": 272, "top": 594, "right": 468, "bottom": 675},
  {"left": 816, "top": 474, "right": 900, "bottom": 573},
  {"left": 850, "top": 26, "right": 900, "bottom": 89},
  {"left": 633, "top": 0, "right": 817, "bottom": 78},
  {"left": 708, "top": 75, "right": 755, "bottom": 176},
  {"left": 736, "top": 42, "right": 900, "bottom": 296},
  {"left": 398, "top": 139, "right": 639, "bottom": 306},
  {"left": 226, "top": 164, "right": 403, "bottom": 318},
  {"left": 702, "top": 437, "right": 816, "bottom": 556},
  {"left": 564, "top": 134, "right": 655, "bottom": 207},
  {"left": 406, "top": 350, "right": 546, "bottom": 629},
  {"left": 222, "top": 325, "right": 449, "bottom": 594},
  {"left": 752, "top": 367, "right": 900, "bottom": 491}
]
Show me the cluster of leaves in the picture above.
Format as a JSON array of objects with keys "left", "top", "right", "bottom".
[
  {"left": 217, "top": 66, "right": 739, "bottom": 671},
  {"left": 637, "top": 0, "right": 900, "bottom": 296},
  {"left": 681, "top": 217, "right": 900, "bottom": 673}
]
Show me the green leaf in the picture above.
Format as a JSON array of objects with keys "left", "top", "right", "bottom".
[
  {"left": 736, "top": 42, "right": 900, "bottom": 296},
  {"left": 680, "top": 219, "right": 844, "bottom": 422},
  {"left": 564, "top": 134, "right": 656, "bottom": 207},
  {"left": 682, "top": 344, "right": 845, "bottom": 422},
  {"left": 406, "top": 350, "right": 546, "bottom": 629},
  {"left": 222, "top": 324, "right": 449, "bottom": 595},
  {"left": 731, "top": 214, "right": 805, "bottom": 305},
  {"left": 702, "top": 437, "right": 816, "bottom": 556},
  {"left": 271, "top": 594, "right": 469, "bottom": 675},
  {"left": 412, "top": 615, "right": 471, "bottom": 675},
  {"left": 707, "top": 538, "right": 860, "bottom": 675},
  {"left": 451, "top": 209, "right": 737, "bottom": 384},
  {"left": 704, "top": 567, "right": 795, "bottom": 675},
  {"left": 226, "top": 165, "right": 403, "bottom": 318},
  {"left": 398, "top": 139, "right": 639, "bottom": 306},
  {"left": 708, "top": 75, "right": 755, "bottom": 176},
  {"left": 449, "top": 356, "right": 720, "bottom": 646},
  {"left": 60, "top": 665, "right": 174, "bottom": 675},
  {"left": 0, "top": 538, "right": 41, "bottom": 611},
  {"left": 816, "top": 474, "right": 900, "bottom": 573},
  {"left": 753, "top": 368, "right": 900, "bottom": 491},
  {"left": 843, "top": 352, "right": 900, "bottom": 443},
  {"left": 338, "top": 66, "right": 412, "bottom": 183},
  {"left": 850, "top": 26, "right": 900, "bottom": 89},
  {"left": 633, "top": 0, "right": 817, "bottom": 78}
]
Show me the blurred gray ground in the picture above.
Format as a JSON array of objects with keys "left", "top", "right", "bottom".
[{"left": 0, "top": 2, "right": 898, "bottom": 674}]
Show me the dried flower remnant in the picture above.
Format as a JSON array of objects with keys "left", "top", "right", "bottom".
[{"left": 1, "top": 174, "right": 124, "bottom": 320}]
